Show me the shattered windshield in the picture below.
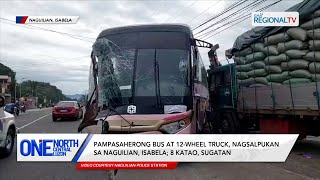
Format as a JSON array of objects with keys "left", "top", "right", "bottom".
[
  {"left": 91, "top": 31, "right": 191, "bottom": 109},
  {"left": 92, "top": 38, "right": 135, "bottom": 107}
]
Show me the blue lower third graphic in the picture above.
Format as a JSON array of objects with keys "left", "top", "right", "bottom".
[{"left": 20, "top": 139, "right": 79, "bottom": 156}]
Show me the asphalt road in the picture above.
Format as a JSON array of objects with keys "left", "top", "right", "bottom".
[{"left": 0, "top": 108, "right": 320, "bottom": 180}]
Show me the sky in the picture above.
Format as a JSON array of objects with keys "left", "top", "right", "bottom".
[{"left": 0, "top": 0, "right": 302, "bottom": 95}]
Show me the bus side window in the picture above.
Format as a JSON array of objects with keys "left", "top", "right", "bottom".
[{"left": 199, "top": 56, "right": 207, "bottom": 86}]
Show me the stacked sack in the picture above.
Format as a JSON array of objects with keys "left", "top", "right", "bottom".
[{"left": 235, "top": 10, "right": 320, "bottom": 87}]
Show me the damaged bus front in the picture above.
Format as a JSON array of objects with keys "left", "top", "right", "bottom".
[{"left": 81, "top": 24, "right": 211, "bottom": 134}]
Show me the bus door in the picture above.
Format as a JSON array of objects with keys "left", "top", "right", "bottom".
[{"left": 192, "top": 47, "right": 208, "bottom": 133}]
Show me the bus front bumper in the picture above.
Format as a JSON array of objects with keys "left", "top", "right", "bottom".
[{"left": 107, "top": 123, "right": 192, "bottom": 134}]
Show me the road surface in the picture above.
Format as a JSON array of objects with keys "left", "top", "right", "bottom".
[{"left": 0, "top": 108, "right": 320, "bottom": 180}]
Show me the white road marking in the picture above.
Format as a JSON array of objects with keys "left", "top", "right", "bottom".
[
  {"left": 26, "top": 108, "right": 51, "bottom": 112},
  {"left": 18, "top": 113, "right": 51, "bottom": 130}
]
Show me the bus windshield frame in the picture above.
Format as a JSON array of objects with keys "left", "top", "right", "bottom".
[{"left": 91, "top": 31, "right": 193, "bottom": 113}]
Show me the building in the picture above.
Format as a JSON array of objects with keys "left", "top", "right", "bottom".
[
  {"left": 0, "top": 75, "right": 12, "bottom": 103},
  {"left": 20, "top": 96, "right": 37, "bottom": 109}
]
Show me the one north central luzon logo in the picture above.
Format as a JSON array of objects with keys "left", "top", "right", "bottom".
[
  {"left": 20, "top": 139, "right": 79, "bottom": 156},
  {"left": 253, "top": 13, "right": 297, "bottom": 24}
]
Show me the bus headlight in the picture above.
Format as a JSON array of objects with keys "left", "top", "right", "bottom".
[{"left": 159, "top": 119, "right": 190, "bottom": 134}]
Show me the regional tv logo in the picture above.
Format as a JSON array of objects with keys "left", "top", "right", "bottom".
[
  {"left": 20, "top": 139, "right": 79, "bottom": 157},
  {"left": 252, "top": 12, "right": 299, "bottom": 27}
]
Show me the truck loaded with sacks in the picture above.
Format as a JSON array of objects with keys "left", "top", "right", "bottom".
[{"left": 208, "top": 0, "right": 320, "bottom": 138}]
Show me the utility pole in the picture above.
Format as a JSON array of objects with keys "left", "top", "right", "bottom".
[
  {"left": 14, "top": 83, "right": 17, "bottom": 102},
  {"left": 35, "top": 86, "right": 38, "bottom": 107},
  {"left": 19, "top": 84, "right": 21, "bottom": 99},
  {"left": 19, "top": 77, "right": 27, "bottom": 99}
]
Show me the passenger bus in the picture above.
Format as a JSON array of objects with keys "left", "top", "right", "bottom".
[{"left": 79, "top": 24, "right": 216, "bottom": 134}]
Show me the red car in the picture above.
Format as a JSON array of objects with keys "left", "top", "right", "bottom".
[{"left": 52, "top": 101, "right": 83, "bottom": 121}]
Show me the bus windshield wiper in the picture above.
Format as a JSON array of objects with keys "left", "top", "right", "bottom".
[
  {"left": 102, "top": 105, "right": 134, "bottom": 133},
  {"left": 154, "top": 50, "right": 162, "bottom": 108}
]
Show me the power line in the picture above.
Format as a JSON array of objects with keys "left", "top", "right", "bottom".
[
  {"left": 192, "top": 0, "right": 246, "bottom": 31},
  {"left": 149, "top": 0, "right": 167, "bottom": 18},
  {"left": 203, "top": 0, "right": 283, "bottom": 40},
  {"left": 36, "top": 54, "right": 89, "bottom": 61},
  {"left": 196, "top": 0, "right": 268, "bottom": 39},
  {"left": 9, "top": 64, "right": 89, "bottom": 72},
  {"left": 3, "top": 59, "right": 90, "bottom": 69},
  {"left": 1, "top": 55, "right": 90, "bottom": 69},
  {"left": 164, "top": 0, "right": 193, "bottom": 23},
  {"left": 4, "top": 54, "right": 90, "bottom": 62},
  {"left": 152, "top": 0, "right": 176, "bottom": 21},
  {"left": 170, "top": 0, "right": 199, "bottom": 23},
  {"left": 0, "top": 20, "right": 94, "bottom": 43},
  {"left": 196, "top": 0, "right": 266, "bottom": 38},
  {"left": 0, "top": 17, "right": 95, "bottom": 43},
  {"left": 188, "top": 0, "right": 223, "bottom": 25},
  {"left": 203, "top": 14, "right": 252, "bottom": 40},
  {"left": 193, "top": 0, "right": 248, "bottom": 31},
  {"left": 1, "top": 51, "right": 90, "bottom": 66}
]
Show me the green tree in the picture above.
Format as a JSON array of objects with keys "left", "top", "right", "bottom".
[{"left": 19, "top": 80, "right": 68, "bottom": 106}]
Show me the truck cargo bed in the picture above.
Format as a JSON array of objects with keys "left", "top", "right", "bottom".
[{"left": 238, "top": 82, "right": 320, "bottom": 116}]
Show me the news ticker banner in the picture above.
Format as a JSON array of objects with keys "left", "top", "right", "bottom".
[
  {"left": 16, "top": 16, "right": 79, "bottom": 24},
  {"left": 17, "top": 134, "right": 298, "bottom": 167}
]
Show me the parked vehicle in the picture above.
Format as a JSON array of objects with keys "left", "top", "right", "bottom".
[
  {"left": 4, "top": 103, "right": 19, "bottom": 116},
  {"left": 78, "top": 24, "right": 218, "bottom": 134},
  {"left": 52, "top": 101, "right": 83, "bottom": 121},
  {"left": 0, "top": 96, "right": 17, "bottom": 158}
]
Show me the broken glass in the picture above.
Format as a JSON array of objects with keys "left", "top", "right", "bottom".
[
  {"left": 91, "top": 33, "right": 192, "bottom": 110},
  {"left": 92, "top": 38, "right": 135, "bottom": 107}
]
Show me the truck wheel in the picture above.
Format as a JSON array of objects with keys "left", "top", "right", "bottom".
[
  {"left": 0, "top": 128, "right": 15, "bottom": 158},
  {"left": 213, "top": 112, "right": 236, "bottom": 134},
  {"left": 52, "top": 117, "right": 57, "bottom": 122}
]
